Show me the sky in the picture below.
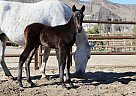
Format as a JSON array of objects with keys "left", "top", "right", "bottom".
[{"left": 80, "top": 0, "right": 136, "bottom": 4}]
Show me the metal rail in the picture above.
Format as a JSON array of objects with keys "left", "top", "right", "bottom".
[
  {"left": 91, "top": 52, "right": 136, "bottom": 55},
  {"left": 83, "top": 20, "right": 136, "bottom": 24},
  {"left": 88, "top": 35, "right": 136, "bottom": 39}
]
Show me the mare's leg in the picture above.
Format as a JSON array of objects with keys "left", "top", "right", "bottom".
[
  {"left": 40, "top": 47, "right": 51, "bottom": 79},
  {"left": 25, "top": 45, "right": 39, "bottom": 86},
  {"left": 66, "top": 47, "right": 74, "bottom": 87},
  {"left": 0, "top": 34, "right": 13, "bottom": 79},
  {"left": 59, "top": 47, "right": 67, "bottom": 88}
]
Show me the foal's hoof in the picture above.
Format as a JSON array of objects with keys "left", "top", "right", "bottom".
[
  {"left": 69, "top": 83, "right": 75, "bottom": 88},
  {"left": 40, "top": 74, "right": 46, "bottom": 79},
  {"left": 4, "top": 75, "right": 15, "bottom": 80},
  {"left": 8, "top": 75, "right": 15, "bottom": 80},
  {"left": 29, "top": 81, "right": 36, "bottom": 87},
  {"left": 61, "top": 83, "right": 70, "bottom": 90},
  {"left": 61, "top": 83, "right": 67, "bottom": 88},
  {"left": 19, "top": 87, "right": 24, "bottom": 91},
  {"left": 41, "top": 75, "right": 51, "bottom": 80}
]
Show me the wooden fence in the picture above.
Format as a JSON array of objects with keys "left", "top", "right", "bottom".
[
  {"left": 83, "top": 20, "right": 136, "bottom": 24},
  {"left": 88, "top": 35, "right": 136, "bottom": 54}
]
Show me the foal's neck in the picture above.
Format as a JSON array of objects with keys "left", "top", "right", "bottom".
[{"left": 66, "top": 16, "right": 76, "bottom": 31}]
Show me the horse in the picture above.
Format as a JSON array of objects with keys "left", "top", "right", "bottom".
[
  {"left": 0, "top": 0, "right": 73, "bottom": 79},
  {"left": 17, "top": 5, "right": 85, "bottom": 90},
  {"left": 40, "top": 28, "right": 93, "bottom": 79}
]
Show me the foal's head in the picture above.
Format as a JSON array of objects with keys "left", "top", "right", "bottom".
[{"left": 72, "top": 5, "right": 85, "bottom": 33}]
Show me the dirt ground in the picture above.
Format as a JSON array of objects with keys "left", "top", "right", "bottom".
[
  {"left": 0, "top": 66, "right": 136, "bottom": 96},
  {"left": 0, "top": 47, "right": 136, "bottom": 96}
]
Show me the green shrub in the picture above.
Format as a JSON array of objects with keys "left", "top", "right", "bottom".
[{"left": 86, "top": 25, "right": 102, "bottom": 34}]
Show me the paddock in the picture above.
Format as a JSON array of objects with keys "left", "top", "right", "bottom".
[
  {"left": 0, "top": 46, "right": 135, "bottom": 95},
  {"left": 0, "top": 20, "right": 136, "bottom": 95},
  {"left": 0, "top": 36, "right": 136, "bottom": 95}
]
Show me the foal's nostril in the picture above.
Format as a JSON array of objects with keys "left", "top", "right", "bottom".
[
  {"left": 79, "top": 27, "right": 82, "bottom": 32},
  {"left": 88, "top": 56, "right": 90, "bottom": 59},
  {"left": 77, "top": 27, "right": 82, "bottom": 33}
]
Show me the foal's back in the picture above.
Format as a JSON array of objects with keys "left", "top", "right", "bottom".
[
  {"left": 24, "top": 23, "right": 44, "bottom": 41},
  {"left": 24, "top": 23, "right": 75, "bottom": 48}
]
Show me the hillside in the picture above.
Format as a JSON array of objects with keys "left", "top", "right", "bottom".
[{"left": 90, "top": 0, "right": 136, "bottom": 21}]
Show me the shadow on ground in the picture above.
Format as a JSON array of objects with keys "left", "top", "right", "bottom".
[
  {"left": 74, "top": 71, "right": 136, "bottom": 86},
  {"left": 28, "top": 71, "right": 136, "bottom": 87}
]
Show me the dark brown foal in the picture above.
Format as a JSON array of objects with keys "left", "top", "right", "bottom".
[{"left": 17, "top": 5, "right": 85, "bottom": 90}]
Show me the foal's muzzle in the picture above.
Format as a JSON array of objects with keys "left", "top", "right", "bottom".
[{"left": 77, "top": 26, "right": 82, "bottom": 33}]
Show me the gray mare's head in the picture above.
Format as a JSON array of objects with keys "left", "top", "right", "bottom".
[{"left": 74, "top": 29, "right": 94, "bottom": 76}]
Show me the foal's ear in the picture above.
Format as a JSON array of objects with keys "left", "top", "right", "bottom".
[
  {"left": 81, "top": 5, "right": 85, "bottom": 12},
  {"left": 72, "top": 5, "right": 77, "bottom": 12}
]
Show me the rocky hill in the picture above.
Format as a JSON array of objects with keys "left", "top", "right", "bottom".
[{"left": 89, "top": 0, "right": 136, "bottom": 21}]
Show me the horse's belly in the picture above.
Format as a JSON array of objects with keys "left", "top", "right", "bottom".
[{"left": 6, "top": 33, "right": 25, "bottom": 46}]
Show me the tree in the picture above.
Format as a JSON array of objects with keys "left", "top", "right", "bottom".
[{"left": 86, "top": 25, "right": 102, "bottom": 34}]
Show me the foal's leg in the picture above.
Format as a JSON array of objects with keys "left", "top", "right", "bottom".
[
  {"left": 55, "top": 48, "right": 59, "bottom": 63},
  {"left": 0, "top": 35, "right": 13, "bottom": 79},
  {"left": 25, "top": 46, "right": 39, "bottom": 87},
  {"left": 18, "top": 50, "right": 29, "bottom": 89},
  {"left": 40, "top": 47, "right": 51, "bottom": 79},
  {"left": 17, "top": 44, "right": 37, "bottom": 89},
  {"left": 59, "top": 47, "right": 67, "bottom": 88},
  {"left": 40, "top": 48, "right": 59, "bottom": 79},
  {"left": 66, "top": 47, "right": 74, "bottom": 88}
]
